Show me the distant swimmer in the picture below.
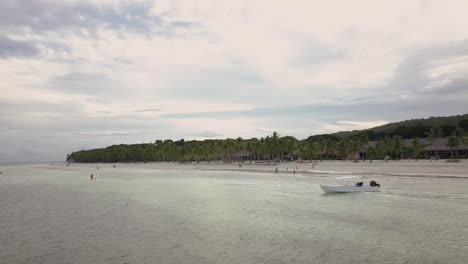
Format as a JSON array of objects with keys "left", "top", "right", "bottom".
[
  {"left": 113, "top": 165, "right": 116, "bottom": 168},
  {"left": 90, "top": 174, "right": 94, "bottom": 180},
  {"left": 275, "top": 168, "right": 278, "bottom": 173},
  {"left": 293, "top": 169, "right": 296, "bottom": 174}
]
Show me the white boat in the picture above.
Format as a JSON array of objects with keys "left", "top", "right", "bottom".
[{"left": 320, "top": 184, "right": 380, "bottom": 193}]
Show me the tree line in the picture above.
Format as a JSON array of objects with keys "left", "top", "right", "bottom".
[
  {"left": 334, "top": 115, "right": 468, "bottom": 140},
  {"left": 67, "top": 123, "right": 468, "bottom": 163}
]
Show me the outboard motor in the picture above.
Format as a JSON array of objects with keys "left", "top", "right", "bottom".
[{"left": 370, "top": 180, "right": 380, "bottom": 187}]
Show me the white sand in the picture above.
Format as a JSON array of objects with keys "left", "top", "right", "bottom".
[{"left": 63, "top": 159, "right": 468, "bottom": 179}]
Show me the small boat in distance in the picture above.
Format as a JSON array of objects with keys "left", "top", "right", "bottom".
[{"left": 321, "top": 176, "right": 381, "bottom": 193}]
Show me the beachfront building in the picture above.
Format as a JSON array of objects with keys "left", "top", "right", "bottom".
[
  {"left": 362, "top": 138, "right": 468, "bottom": 160},
  {"left": 416, "top": 138, "right": 468, "bottom": 159}
]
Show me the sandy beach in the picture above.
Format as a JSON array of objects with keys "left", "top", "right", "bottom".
[{"left": 64, "top": 159, "right": 468, "bottom": 179}]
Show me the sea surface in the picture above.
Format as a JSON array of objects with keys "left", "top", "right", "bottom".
[{"left": 1, "top": 162, "right": 468, "bottom": 264}]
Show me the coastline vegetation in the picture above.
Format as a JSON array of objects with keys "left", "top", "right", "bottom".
[{"left": 67, "top": 115, "right": 468, "bottom": 163}]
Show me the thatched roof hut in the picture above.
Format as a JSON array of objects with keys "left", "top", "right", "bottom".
[
  {"left": 368, "top": 138, "right": 468, "bottom": 151},
  {"left": 404, "top": 138, "right": 468, "bottom": 152}
]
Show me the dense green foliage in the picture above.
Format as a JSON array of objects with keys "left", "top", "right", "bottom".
[
  {"left": 69, "top": 134, "right": 301, "bottom": 163},
  {"left": 67, "top": 114, "right": 468, "bottom": 163},
  {"left": 334, "top": 113, "right": 468, "bottom": 140}
]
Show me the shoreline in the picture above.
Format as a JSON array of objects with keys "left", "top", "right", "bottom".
[
  {"left": 45, "top": 159, "right": 468, "bottom": 180},
  {"left": 200, "top": 167, "right": 468, "bottom": 179}
]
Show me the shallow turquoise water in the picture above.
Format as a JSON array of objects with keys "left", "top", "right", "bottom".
[{"left": 1, "top": 164, "right": 467, "bottom": 263}]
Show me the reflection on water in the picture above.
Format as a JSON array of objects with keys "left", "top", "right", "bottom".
[{"left": 1, "top": 163, "right": 467, "bottom": 264}]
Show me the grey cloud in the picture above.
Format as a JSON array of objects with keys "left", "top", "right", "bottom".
[
  {"left": 169, "top": 21, "right": 194, "bottom": 28},
  {"left": 1, "top": 114, "right": 166, "bottom": 135},
  {"left": 168, "top": 66, "right": 267, "bottom": 101},
  {"left": 159, "top": 94, "right": 467, "bottom": 123},
  {"left": 239, "top": 95, "right": 263, "bottom": 99},
  {"left": 332, "top": 95, "right": 381, "bottom": 104},
  {"left": 388, "top": 39, "right": 468, "bottom": 94},
  {"left": 73, "top": 131, "right": 142, "bottom": 137},
  {"left": 113, "top": 58, "right": 132, "bottom": 64},
  {"left": 49, "top": 115, "right": 163, "bottom": 132},
  {"left": 0, "top": 0, "right": 196, "bottom": 61},
  {"left": 48, "top": 72, "right": 124, "bottom": 96},
  {"left": 0, "top": 105, "right": 175, "bottom": 162},
  {"left": 0, "top": 0, "right": 194, "bottom": 35},
  {"left": 0, "top": 36, "right": 40, "bottom": 58},
  {"left": 424, "top": 78, "right": 468, "bottom": 95},
  {"left": 158, "top": 104, "right": 336, "bottom": 120},
  {"left": 0, "top": 35, "right": 71, "bottom": 59},
  {"left": 0, "top": 99, "right": 165, "bottom": 138},
  {"left": 0, "top": 99, "right": 83, "bottom": 116},
  {"left": 253, "top": 128, "right": 273, "bottom": 134},
  {"left": 189, "top": 131, "right": 223, "bottom": 138},
  {"left": 135, "top": 108, "right": 160, "bottom": 113},
  {"left": 291, "top": 40, "right": 346, "bottom": 66}
]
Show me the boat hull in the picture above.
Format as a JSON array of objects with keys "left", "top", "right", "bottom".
[{"left": 320, "top": 185, "right": 380, "bottom": 193}]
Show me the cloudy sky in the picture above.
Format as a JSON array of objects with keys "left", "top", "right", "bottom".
[{"left": 1, "top": 0, "right": 468, "bottom": 162}]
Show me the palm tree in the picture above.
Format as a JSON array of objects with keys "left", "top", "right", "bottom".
[
  {"left": 316, "top": 138, "right": 328, "bottom": 161},
  {"left": 251, "top": 138, "right": 261, "bottom": 161},
  {"left": 280, "top": 136, "right": 298, "bottom": 160},
  {"left": 346, "top": 138, "right": 363, "bottom": 161},
  {"left": 271, "top": 132, "right": 281, "bottom": 160},
  {"left": 358, "top": 133, "right": 369, "bottom": 160},
  {"left": 454, "top": 127, "right": 468, "bottom": 159},
  {"left": 366, "top": 145, "right": 377, "bottom": 160},
  {"left": 446, "top": 134, "right": 461, "bottom": 160},
  {"left": 392, "top": 135, "right": 403, "bottom": 160},
  {"left": 454, "top": 127, "right": 467, "bottom": 143},
  {"left": 447, "top": 127, "right": 468, "bottom": 160},
  {"left": 234, "top": 137, "right": 244, "bottom": 161},
  {"left": 336, "top": 137, "right": 348, "bottom": 160},
  {"left": 427, "top": 125, "right": 443, "bottom": 159},
  {"left": 327, "top": 140, "right": 337, "bottom": 159},
  {"left": 299, "top": 140, "right": 318, "bottom": 161},
  {"left": 380, "top": 136, "right": 393, "bottom": 161},
  {"left": 410, "top": 138, "right": 426, "bottom": 160},
  {"left": 259, "top": 137, "right": 268, "bottom": 161}
]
